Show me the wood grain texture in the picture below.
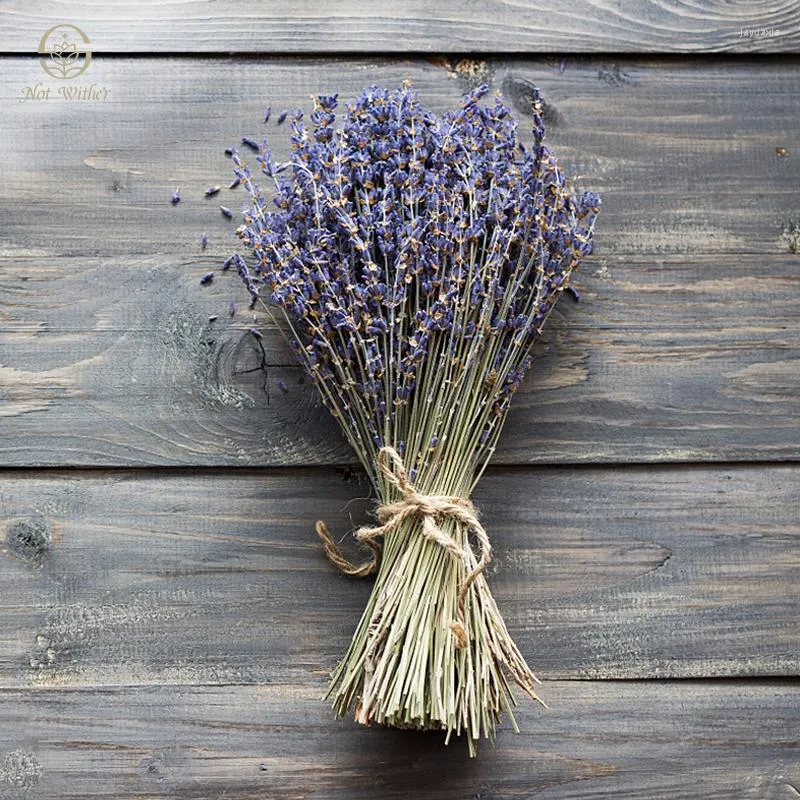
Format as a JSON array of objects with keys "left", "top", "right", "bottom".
[
  {"left": 1, "top": 0, "right": 799, "bottom": 54},
  {"left": 2, "top": 57, "right": 799, "bottom": 467},
  {"left": 0, "top": 681, "right": 797, "bottom": 799},
  {"left": 3, "top": 57, "right": 800, "bottom": 260},
  {"left": 1, "top": 253, "right": 798, "bottom": 467},
  {"left": 0, "top": 466, "right": 796, "bottom": 687}
]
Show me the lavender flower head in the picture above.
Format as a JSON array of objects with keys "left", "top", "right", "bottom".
[{"left": 230, "top": 84, "right": 599, "bottom": 483}]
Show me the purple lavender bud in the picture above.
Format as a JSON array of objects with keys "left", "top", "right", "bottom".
[
  {"left": 170, "top": 187, "right": 180, "bottom": 205},
  {"left": 580, "top": 190, "right": 602, "bottom": 213},
  {"left": 220, "top": 206, "right": 233, "bottom": 219},
  {"left": 228, "top": 176, "right": 241, "bottom": 189},
  {"left": 367, "top": 318, "right": 388, "bottom": 335},
  {"left": 277, "top": 379, "right": 289, "bottom": 393},
  {"left": 227, "top": 82, "right": 598, "bottom": 435},
  {"left": 248, "top": 327, "right": 263, "bottom": 340},
  {"left": 224, "top": 147, "right": 235, "bottom": 157},
  {"left": 205, "top": 186, "right": 221, "bottom": 197},
  {"left": 241, "top": 137, "right": 260, "bottom": 151},
  {"left": 228, "top": 300, "right": 236, "bottom": 317},
  {"left": 200, "top": 272, "right": 214, "bottom": 285},
  {"left": 277, "top": 110, "right": 288, "bottom": 124},
  {"left": 566, "top": 285, "right": 581, "bottom": 302},
  {"left": 263, "top": 106, "right": 271, "bottom": 123},
  {"left": 208, "top": 315, "right": 218, "bottom": 322},
  {"left": 200, "top": 232, "right": 208, "bottom": 250}
]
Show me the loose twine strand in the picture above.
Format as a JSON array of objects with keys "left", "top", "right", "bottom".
[{"left": 316, "top": 446, "right": 492, "bottom": 648}]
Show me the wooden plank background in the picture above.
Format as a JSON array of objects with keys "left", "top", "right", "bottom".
[
  {"left": 2, "top": 58, "right": 798, "bottom": 466},
  {"left": 1, "top": 1, "right": 799, "bottom": 53},
  {"left": 1, "top": 4, "right": 799, "bottom": 798},
  {"left": 1, "top": 466, "right": 798, "bottom": 688},
  {"left": 0, "top": 682, "right": 797, "bottom": 799}
]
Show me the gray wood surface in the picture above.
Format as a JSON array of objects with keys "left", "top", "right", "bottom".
[
  {"left": 1, "top": 466, "right": 797, "bottom": 686},
  {"left": 3, "top": 58, "right": 800, "bottom": 260},
  {"left": 0, "top": 681, "right": 797, "bottom": 799},
  {"left": 2, "top": 57, "right": 799, "bottom": 466},
  {"left": 1, "top": 17, "right": 798, "bottom": 799},
  {"left": 2, "top": 253, "right": 798, "bottom": 467},
  {"left": 2, "top": 0, "right": 798, "bottom": 54}
]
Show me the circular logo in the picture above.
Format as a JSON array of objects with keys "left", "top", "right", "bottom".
[{"left": 38, "top": 24, "right": 92, "bottom": 80}]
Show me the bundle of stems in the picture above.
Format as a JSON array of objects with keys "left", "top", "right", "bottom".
[{"left": 229, "top": 83, "right": 599, "bottom": 754}]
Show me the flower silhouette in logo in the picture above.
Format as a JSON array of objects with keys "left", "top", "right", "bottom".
[{"left": 38, "top": 24, "right": 92, "bottom": 80}]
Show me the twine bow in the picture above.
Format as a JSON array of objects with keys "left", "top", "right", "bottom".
[{"left": 315, "top": 446, "right": 492, "bottom": 648}]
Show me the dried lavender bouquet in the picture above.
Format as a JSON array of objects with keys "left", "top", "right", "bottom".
[{"left": 229, "top": 83, "right": 599, "bottom": 754}]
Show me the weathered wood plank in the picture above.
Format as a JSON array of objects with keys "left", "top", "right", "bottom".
[
  {"left": 2, "top": 58, "right": 800, "bottom": 260},
  {"left": 1, "top": 253, "right": 798, "bottom": 467},
  {"left": 0, "top": 466, "right": 796, "bottom": 687},
  {"left": 1, "top": 57, "right": 799, "bottom": 467},
  {"left": 0, "top": 681, "right": 797, "bottom": 799},
  {"left": 1, "top": 1, "right": 798, "bottom": 54}
]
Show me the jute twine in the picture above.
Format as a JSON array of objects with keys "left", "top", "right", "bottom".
[{"left": 315, "top": 446, "right": 492, "bottom": 648}]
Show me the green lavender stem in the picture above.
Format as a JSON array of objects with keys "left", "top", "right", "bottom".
[{"left": 327, "top": 482, "right": 541, "bottom": 755}]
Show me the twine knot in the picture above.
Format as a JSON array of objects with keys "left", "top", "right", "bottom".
[{"left": 315, "top": 446, "right": 492, "bottom": 648}]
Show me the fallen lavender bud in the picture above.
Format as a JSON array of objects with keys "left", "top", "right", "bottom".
[
  {"left": 276, "top": 110, "right": 288, "bottom": 124},
  {"left": 241, "top": 137, "right": 260, "bottom": 151},
  {"left": 228, "top": 300, "right": 236, "bottom": 317},
  {"left": 220, "top": 206, "right": 233, "bottom": 219},
  {"left": 171, "top": 188, "right": 180, "bottom": 205},
  {"left": 224, "top": 147, "right": 235, "bottom": 157},
  {"left": 566, "top": 285, "right": 581, "bottom": 302},
  {"left": 200, "top": 272, "right": 214, "bottom": 285},
  {"left": 277, "top": 379, "right": 289, "bottom": 393},
  {"left": 228, "top": 176, "right": 241, "bottom": 189},
  {"left": 205, "top": 185, "right": 221, "bottom": 197},
  {"left": 263, "top": 106, "right": 271, "bottom": 123},
  {"left": 228, "top": 250, "right": 260, "bottom": 304},
  {"left": 200, "top": 232, "right": 208, "bottom": 250}
]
